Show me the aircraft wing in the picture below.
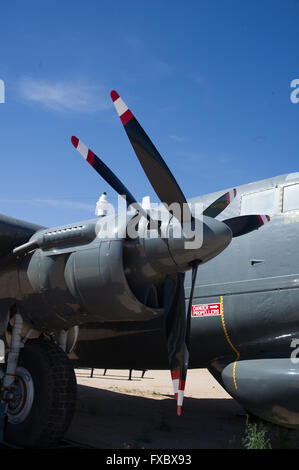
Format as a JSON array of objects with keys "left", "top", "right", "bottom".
[{"left": 0, "top": 213, "right": 44, "bottom": 263}]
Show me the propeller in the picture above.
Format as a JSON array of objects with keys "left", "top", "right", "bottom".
[
  {"left": 203, "top": 193, "right": 271, "bottom": 237},
  {"left": 110, "top": 90, "right": 192, "bottom": 223},
  {"left": 110, "top": 90, "right": 271, "bottom": 414},
  {"left": 203, "top": 189, "right": 237, "bottom": 218},
  {"left": 164, "top": 263, "right": 199, "bottom": 415},
  {"left": 70, "top": 89, "right": 270, "bottom": 416},
  {"left": 222, "top": 214, "right": 270, "bottom": 238}
]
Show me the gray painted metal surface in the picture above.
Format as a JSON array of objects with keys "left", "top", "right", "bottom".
[{"left": 0, "top": 171, "right": 298, "bottom": 427}]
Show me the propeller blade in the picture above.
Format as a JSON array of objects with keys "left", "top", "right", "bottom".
[
  {"left": 110, "top": 90, "right": 192, "bottom": 223},
  {"left": 71, "top": 136, "right": 154, "bottom": 224},
  {"left": 71, "top": 136, "right": 137, "bottom": 207},
  {"left": 164, "top": 263, "right": 198, "bottom": 416},
  {"left": 164, "top": 273, "right": 187, "bottom": 416},
  {"left": 223, "top": 214, "right": 270, "bottom": 238},
  {"left": 203, "top": 189, "right": 237, "bottom": 218}
]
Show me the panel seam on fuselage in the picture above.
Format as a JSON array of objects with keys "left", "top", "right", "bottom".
[{"left": 220, "top": 296, "right": 240, "bottom": 390}]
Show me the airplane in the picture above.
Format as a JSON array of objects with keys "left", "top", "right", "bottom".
[{"left": 0, "top": 89, "right": 294, "bottom": 449}]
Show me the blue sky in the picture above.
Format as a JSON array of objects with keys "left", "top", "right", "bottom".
[{"left": 0, "top": 0, "right": 298, "bottom": 227}]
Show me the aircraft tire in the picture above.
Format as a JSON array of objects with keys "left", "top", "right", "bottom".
[{"left": 5, "top": 338, "right": 77, "bottom": 448}]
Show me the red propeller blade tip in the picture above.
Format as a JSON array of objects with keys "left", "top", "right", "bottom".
[
  {"left": 110, "top": 90, "right": 134, "bottom": 125},
  {"left": 258, "top": 215, "right": 271, "bottom": 226},
  {"left": 71, "top": 136, "right": 95, "bottom": 166},
  {"left": 71, "top": 136, "right": 79, "bottom": 148},
  {"left": 171, "top": 369, "right": 180, "bottom": 399},
  {"left": 227, "top": 188, "right": 237, "bottom": 204},
  {"left": 177, "top": 406, "right": 182, "bottom": 417},
  {"left": 110, "top": 90, "right": 120, "bottom": 102}
]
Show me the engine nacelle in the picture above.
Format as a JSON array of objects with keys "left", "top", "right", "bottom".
[
  {"left": 15, "top": 210, "right": 231, "bottom": 332},
  {"left": 16, "top": 216, "right": 163, "bottom": 331}
]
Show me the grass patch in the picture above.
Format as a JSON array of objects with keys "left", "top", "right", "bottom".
[{"left": 242, "top": 415, "right": 271, "bottom": 449}]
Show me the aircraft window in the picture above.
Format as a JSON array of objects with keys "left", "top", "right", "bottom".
[
  {"left": 240, "top": 188, "right": 279, "bottom": 216},
  {"left": 283, "top": 184, "right": 299, "bottom": 212}
]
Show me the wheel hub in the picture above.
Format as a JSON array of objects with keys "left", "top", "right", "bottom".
[{"left": 7, "top": 367, "right": 34, "bottom": 424}]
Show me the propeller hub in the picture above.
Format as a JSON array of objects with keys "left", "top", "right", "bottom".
[
  {"left": 167, "top": 215, "right": 232, "bottom": 270},
  {"left": 124, "top": 215, "right": 232, "bottom": 288}
]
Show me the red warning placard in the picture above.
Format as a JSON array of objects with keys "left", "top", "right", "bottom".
[{"left": 192, "top": 303, "right": 221, "bottom": 317}]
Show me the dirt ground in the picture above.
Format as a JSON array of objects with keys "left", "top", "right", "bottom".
[{"left": 65, "top": 368, "right": 248, "bottom": 449}]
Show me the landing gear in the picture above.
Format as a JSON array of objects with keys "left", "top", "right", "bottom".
[{"left": 4, "top": 338, "right": 77, "bottom": 448}]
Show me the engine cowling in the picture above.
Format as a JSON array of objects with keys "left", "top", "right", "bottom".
[
  {"left": 16, "top": 215, "right": 163, "bottom": 331},
  {"left": 16, "top": 211, "right": 231, "bottom": 332}
]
